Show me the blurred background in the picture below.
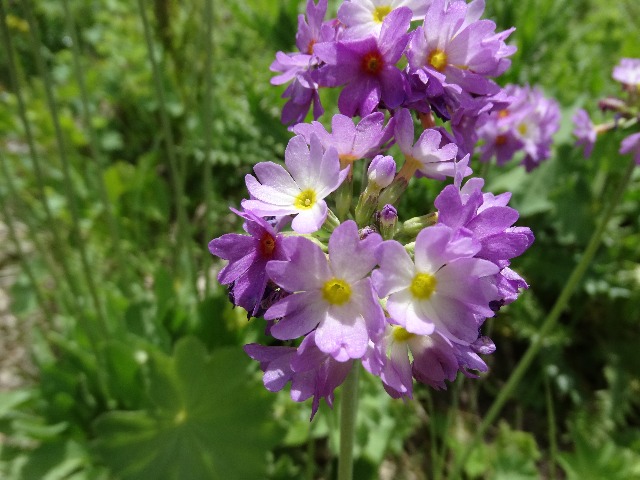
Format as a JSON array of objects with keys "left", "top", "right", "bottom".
[{"left": 0, "top": 0, "right": 639, "bottom": 478}]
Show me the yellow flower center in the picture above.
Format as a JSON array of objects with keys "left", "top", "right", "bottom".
[
  {"left": 428, "top": 49, "right": 448, "bottom": 72},
  {"left": 294, "top": 189, "right": 316, "bottom": 210},
  {"left": 373, "top": 6, "right": 392, "bottom": 23},
  {"left": 392, "top": 326, "right": 415, "bottom": 342},
  {"left": 322, "top": 279, "right": 352, "bottom": 305},
  {"left": 517, "top": 123, "right": 528, "bottom": 136},
  {"left": 410, "top": 272, "right": 437, "bottom": 300}
]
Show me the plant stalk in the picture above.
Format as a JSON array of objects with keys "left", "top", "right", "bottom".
[
  {"left": 449, "top": 155, "right": 637, "bottom": 479},
  {"left": 338, "top": 362, "right": 360, "bottom": 480},
  {"left": 23, "top": 0, "right": 109, "bottom": 336},
  {"left": 137, "top": 0, "right": 197, "bottom": 291},
  {"left": 0, "top": 0, "right": 82, "bottom": 307}
]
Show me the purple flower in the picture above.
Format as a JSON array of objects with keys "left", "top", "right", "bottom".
[
  {"left": 244, "top": 332, "right": 353, "bottom": 420},
  {"left": 380, "top": 325, "right": 459, "bottom": 398},
  {"left": 338, "top": 0, "right": 429, "bottom": 39},
  {"left": 278, "top": 71, "right": 325, "bottom": 127},
  {"left": 265, "top": 220, "right": 385, "bottom": 361},
  {"left": 270, "top": 0, "right": 336, "bottom": 125},
  {"left": 368, "top": 155, "right": 397, "bottom": 189},
  {"left": 572, "top": 109, "right": 597, "bottom": 158},
  {"left": 242, "top": 134, "right": 348, "bottom": 233},
  {"left": 314, "top": 7, "right": 411, "bottom": 117},
  {"left": 612, "top": 58, "right": 640, "bottom": 89},
  {"left": 208, "top": 208, "right": 289, "bottom": 316},
  {"left": 394, "top": 108, "right": 465, "bottom": 181},
  {"left": 372, "top": 224, "right": 500, "bottom": 344},
  {"left": 406, "top": 0, "right": 515, "bottom": 98},
  {"left": 434, "top": 171, "right": 534, "bottom": 304},
  {"left": 619, "top": 132, "right": 640, "bottom": 165},
  {"left": 476, "top": 84, "right": 560, "bottom": 171},
  {"left": 293, "top": 112, "right": 394, "bottom": 169}
]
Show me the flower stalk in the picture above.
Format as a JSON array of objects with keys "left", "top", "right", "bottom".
[
  {"left": 449, "top": 154, "right": 637, "bottom": 480},
  {"left": 338, "top": 362, "right": 360, "bottom": 480}
]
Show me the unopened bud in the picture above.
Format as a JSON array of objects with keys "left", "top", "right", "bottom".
[
  {"left": 355, "top": 191, "right": 379, "bottom": 226},
  {"left": 359, "top": 225, "right": 377, "bottom": 239},
  {"left": 377, "top": 204, "right": 398, "bottom": 240},
  {"left": 367, "top": 155, "right": 396, "bottom": 190},
  {"left": 396, "top": 212, "right": 438, "bottom": 242}
]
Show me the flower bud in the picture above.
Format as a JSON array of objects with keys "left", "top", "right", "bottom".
[
  {"left": 367, "top": 155, "right": 396, "bottom": 190},
  {"left": 377, "top": 204, "right": 398, "bottom": 240},
  {"left": 395, "top": 212, "right": 438, "bottom": 242}
]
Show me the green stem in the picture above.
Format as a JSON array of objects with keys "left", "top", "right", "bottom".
[
  {"left": 202, "top": 0, "right": 215, "bottom": 297},
  {"left": 0, "top": 0, "right": 82, "bottom": 307},
  {"left": 544, "top": 372, "right": 558, "bottom": 480},
  {"left": 449, "top": 155, "right": 637, "bottom": 479},
  {"left": 137, "top": 0, "right": 196, "bottom": 290},
  {"left": 436, "top": 376, "right": 463, "bottom": 480},
  {"left": 61, "top": 0, "right": 127, "bottom": 291},
  {"left": 424, "top": 390, "right": 438, "bottom": 480},
  {"left": 0, "top": 153, "right": 48, "bottom": 312},
  {"left": 338, "top": 362, "right": 360, "bottom": 480},
  {"left": 23, "top": 0, "right": 108, "bottom": 337}
]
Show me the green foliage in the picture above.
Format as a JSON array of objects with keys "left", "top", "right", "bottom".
[
  {"left": 93, "top": 337, "right": 281, "bottom": 480},
  {"left": 0, "top": 0, "right": 639, "bottom": 478}
]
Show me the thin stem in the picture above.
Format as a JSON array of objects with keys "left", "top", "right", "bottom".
[
  {"left": 202, "top": 0, "right": 215, "bottom": 297},
  {"left": 61, "top": 0, "right": 127, "bottom": 290},
  {"left": 0, "top": 153, "right": 48, "bottom": 312},
  {"left": 23, "top": 0, "right": 108, "bottom": 337},
  {"left": 449, "top": 155, "right": 637, "bottom": 479},
  {"left": 338, "top": 362, "right": 360, "bottom": 480},
  {"left": 424, "top": 390, "right": 438, "bottom": 480},
  {"left": 544, "top": 372, "right": 558, "bottom": 480},
  {"left": 436, "top": 376, "right": 463, "bottom": 480},
  {"left": 0, "top": 0, "right": 82, "bottom": 307},
  {"left": 137, "top": 0, "right": 196, "bottom": 290}
]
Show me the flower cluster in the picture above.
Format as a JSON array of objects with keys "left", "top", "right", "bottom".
[
  {"left": 272, "top": 0, "right": 515, "bottom": 135},
  {"left": 572, "top": 58, "right": 640, "bottom": 164},
  {"left": 210, "top": 0, "right": 536, "bottom": 418},
  {"left": 476, "top": 85, "right": 560, "bottom": 171}
]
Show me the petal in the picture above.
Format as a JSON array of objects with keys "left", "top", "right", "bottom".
[
  {"left": 328, "top": 220, "right": 381, "bottom": 282},
  {"left": 372, "top": 240, "right": 415, "bottom": 296},
  {"left": 266, "top": 236, "right": 330, "bottom": 291},
  {"left": 267, "top": 291, "right": 326, "bottom": 339},
  {"left": 291, "top": 201, "right": 327, "bottom": 233},
  {"left": 315, "top": 307, "right": 368, "bottom": 361}
]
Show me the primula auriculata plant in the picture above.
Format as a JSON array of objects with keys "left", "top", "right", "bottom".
[
  {"left": 573, "top": 58, "right": 640, "bottom": 164},
  {"left": 209, "top": 0, "right": 548, "bottom": 422}
]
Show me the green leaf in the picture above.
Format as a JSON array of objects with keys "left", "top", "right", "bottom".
[{"left": 93, "top": 337, "right": 280, "bottom": 480}]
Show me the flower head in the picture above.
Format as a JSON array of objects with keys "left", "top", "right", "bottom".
[
  {"left": 293, "top": 112, "right": 394, "bottom": 169},
  {"left": 612, "top": 58, "right": 640, "bottom": 90},
  {"left": 208, "top": 208, "right": 289, "bottom": 316},
  {"left": 314, "top": 7, "right": 412, "bottom": 117},
  {"left": 338, "top": 0, "right": 429, "bottom": 39},
  {"left": 244, "top": 332, "right": 353, "bottom": 420},
  {"left": 372, "top": 224, "right": 500, "bottom": 343},
  {"left": 476, "top": 84, "right": 560, "bottom": 171},
  {"left": 434, "top": 174, "right": 534, "bottom": 304},
  {"left": 394, "top": 108, "right": 466, "bottom": 180},
  {"left": 265, "top": 220, "right": 385, "bottom": 361},
  {"left": 242, "top": 134, "right": 348, "bottom": 233},
  {"left": 407, "top": 0, "right": 515, "bottom": 98},
  {"left": 572, "top": 109, "right": 597, "bottom": 158},
  {"left": 270, "top": 0, "right": 336, "bottom": 125},
  {"left": 619, "top": 132, "right": 640, "bottom": 165}
]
